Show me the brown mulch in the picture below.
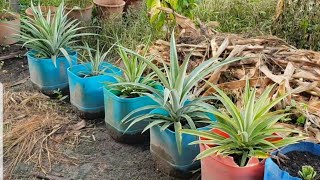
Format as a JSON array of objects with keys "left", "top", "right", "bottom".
[
  {"left": 3, "top": 91, "right": 86, "bottom": 178},
  {"left": 148, "top": 10, "right": 320, "bottom": 143}
]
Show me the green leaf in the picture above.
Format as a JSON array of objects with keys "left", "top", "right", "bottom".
[{"left": 174, "top": 121, "right": 183, "bottom": 154}]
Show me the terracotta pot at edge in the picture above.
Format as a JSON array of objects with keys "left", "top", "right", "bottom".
[
  {"left": 0, "top": 13, "right": 20, "bottom": 45},
  {"left": 93, "top": 0, "right": 125, "bottom": 19},
  {"left": 65, "top": 3, "right": 94, "bottom": 22}
]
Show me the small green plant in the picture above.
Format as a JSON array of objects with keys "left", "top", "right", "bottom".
[
  {"left": 18, "top": 2, "right": 95, "bottom": 65},
  {"left": 66, "top": 0, "right": 92, "bottom": 9},
  {"left": 181, "top": 81, "right": 305, "bottom": 166},
  {"left": 147, "top": 0, "right": 198, "bottom": 30},
  {"left": 111, "top": 31, "right": 243, "bottom": 153},
  {"left": 299, "top": 166, "right": 317, "bottom": 180},
  {"left": 80, "top": 40, "right": 114, "bottom": 77},
  {"left": 108, "top": 45, "right": 156, "bottom": 98}
]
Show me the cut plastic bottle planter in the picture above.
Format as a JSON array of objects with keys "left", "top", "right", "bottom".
[
  {"left": 27, "top": 51, "right": 77, "bottom": 93},
  {"left": 149, "top": 109, "right": 216, "bottom": 178},
  {"left": 68, "top": 62, "right": 121, "bottom": 118},
  {"left": 264, "top": 142, "right": 320, "bottom": 180},
  {"left": 103, "top": 85, "right": 162, "bottom": 143}
]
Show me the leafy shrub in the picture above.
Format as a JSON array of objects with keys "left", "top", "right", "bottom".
[
  {"left": 98, "top": 7, "right": 164, "bottom": 60},
  {"left": 194, "top": 0, "right": 277, "bottom": 35},
  {"left": 147, "top": 0, "right": 198, "bottom": 30},
  {"left": 272, "top": 0, "right": 320, "bottom": 51}
]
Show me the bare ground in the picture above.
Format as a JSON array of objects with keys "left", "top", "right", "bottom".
[{"left": 1, "top": 50, "right": 182, "bottom": 180}]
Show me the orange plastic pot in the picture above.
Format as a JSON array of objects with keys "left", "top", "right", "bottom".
[
  {"left": 25, "top": 6, "right": 57, "bottom": 19},
  {"left": 0, "top": 13, "right": 20, "bottom": 45},
  {"left": 93, "top": 0, "right": 125, "bottom": 19},
  {"left": 200, "top": 129, "right": 281, "bottom": 180},
  {"left": 65, "top": 3, "right": 94, "bottom": 22}
]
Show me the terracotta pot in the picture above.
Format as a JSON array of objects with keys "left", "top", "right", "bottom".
[
  {"left": 93, "top": 0, "right": 125, "bottom": 19},
  {"left": 65, "top": 3, "right": 94, "bottom": 22},
  {"left": 0, "top": 13, "right": 20, "bottom": 45},
  {"left": 25, "top": 6, "right": 57, "bottom": 19},
  {"left": 199, "top": 129, "right": 281, "bottom": 180}
]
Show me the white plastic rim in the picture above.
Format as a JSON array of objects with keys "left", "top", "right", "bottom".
[{"left": 0, "top": 82, "right": 3, "bottom": 179}]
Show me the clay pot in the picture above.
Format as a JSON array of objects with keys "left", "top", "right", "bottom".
[
  {"left": 93, "top": 0, "right": 125, "bottom": 19},
  {"left": 25, "top": 6, "right": 57, "bottom": 19},
  {"left": 0, "top": 13, "right": 20, "bottom": 45},
  {"left": 65, "top": 3, "right": 94, "bottom": 22}
]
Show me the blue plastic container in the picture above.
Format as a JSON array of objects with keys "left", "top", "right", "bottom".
[
  {"left": 149, "top": 108, "right": 216, "bottom": 176},
  {"left": 103, "top": 86, "right": 162, "bottom": 141},
  {"left": 27, "top": 51, "right": 78, "bottom": 91},
  {"left": 67, "top": 62, "right": 121, "bottom": 113},
  {"left": 264, "top": 142, "right": 320, "bottom": 180}
]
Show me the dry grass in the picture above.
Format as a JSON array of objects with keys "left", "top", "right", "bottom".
[{"left": 3, "top": 91, "right": 83, "bottom": 178}]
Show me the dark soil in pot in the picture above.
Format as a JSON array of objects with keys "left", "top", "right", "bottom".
[
  {"left": 167, "top": 120, "right": 210, "bottom": 131},
  {"left": 274, "top": 151, "right": 320, "bottom": 179},
  {"left": 77, "top": 72, "right": 100, "bottom": 78}
]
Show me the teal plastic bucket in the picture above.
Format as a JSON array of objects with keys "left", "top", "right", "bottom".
[
  {"left": 264, "top": 142, "right": 320, "bottom": 180},
  {"left": 103, "top": 87, "right": 161, "bottom": 136},
  {"left": 149, "top": 108, "right": 216, "bottom": 176},
  {"left": 67, "top": 62, "right": 121, "bottom": 113},
  {"left": 27, "top": 51, "right": 77, "bottom": 91}
]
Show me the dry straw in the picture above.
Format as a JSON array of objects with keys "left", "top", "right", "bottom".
[{"left": 3, "top": 91, "right": 82, "bottom": 178}]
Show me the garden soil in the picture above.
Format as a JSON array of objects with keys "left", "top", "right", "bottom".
[
  {"left": 276, "top": 151, "right": 320, "bottom": 180},
  {"left": 1, "top": 49, "right": 199, "bottom": 180}
]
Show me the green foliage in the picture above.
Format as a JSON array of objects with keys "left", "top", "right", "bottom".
[
  {"left": 19, "top": 0, "right": 62, "bottom": 14},
  {"left": 80, "top": 40, "right": 114, "bottom": 77},
  {"left": 110, "top": 31, "right": 243, "bottom": 154},
  {"left": 109, "top": 46, "right": 156, "bottom": 98},
  {"left": 147, "top": 0, "right": 198, "bottom": 31},
  {"left": 18, "top": 2, "right": 95, "bottom": 66},
  {"left": 0, "top": 0, "right": 11, "bottom": 15},
  {"left": 98, "top": 7, "right": 164, "bottom": 60},
  {"left": 299, "top": 165, "right": 317, "bottom": 180},
  {"left": 0, "top": 0, "right": 8, "bottom": 13},
  {"left": 20, "top": 0, "right": 62, "bottom": 6},
  {"left": 181, "top": 81, "right": 305, "bottom": 166},
  {"left": 66, "top": 0, "right": 92, "bottom": 9},
  {"left": 194, "top": 0, "right": 276, "bottom": 35},
  {"left": 272, "top": 0, "right": 320, "bottom": 51}
]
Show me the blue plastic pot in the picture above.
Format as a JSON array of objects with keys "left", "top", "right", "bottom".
[
  {"left": 149, "top": 108, "right": 216, "bottom": 176},
  {"left": 67, "top": 62, "right": 121, "bottom": 113},
  {"left": 264, "top": 142, "right": 320, "bottom": 180},
  {"left": 103, "top": 85, "right": 162, "bottom": 142},
  {"left": 27, "top": 51, "right": 77, "bottom": 91}
]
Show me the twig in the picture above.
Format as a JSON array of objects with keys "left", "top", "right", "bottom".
[{"left": 31, "top": 172, "right": 65, "bottom": 180}]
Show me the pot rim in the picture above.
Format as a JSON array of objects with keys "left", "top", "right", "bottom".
[
  {"left": 0, "top": 12, "right": 20, "bottom": 21},
  {"left": 25, "top": 6, "right": 57, "bottom": 16},
  {"left": 93, "top": 0, "right": 126, "bottom": 8},
  {"left": 27, "top": 50, "right": 77, "bottom": 61},
  {"left": 68, "top": 62, "right": 121, "bottom": 79},
  {"left": 65, "top": 2, "right": 94, "bottom": 10}
]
